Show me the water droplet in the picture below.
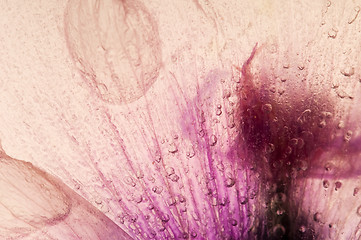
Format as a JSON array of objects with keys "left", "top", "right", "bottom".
[
  {"left": 155, "top": 151, "right": 162, "bottom": 163},
  {"left": 262, "top": 103, "right": 273, "bottom": 113},
  {"left": 335, "top": 181, "right": 342, "bottom": 191},
  {"left": 124, "top": 176, "right": 136, "bottom": 187},
  {"left": 219, "top": 197, "right": 229, "bottom": 206},
  {"left": 96, "top": 83, "right": 108, "bottom": 96},
  {"left": 265, "top": 143, "right": 275, "bottom": 153},
  {"left": 186, "top": 146, "right": 195, "bottom": 158},
  {"left": 167, "top": 197, "right": 177, "bottom": 206},
  {"left": 165, "top": 167, "right": 175, "bottom": 176},
  {"left": 299, "top": 225, "right": 307, "bottom": 233},
  {"left": 228, "top": 115, "right": 235, "bottom": 128},
  {"left": 278, "top": 89, "right": 285, "bottom": 95},
  {"left": 134, "top": 194, "right": 143, "bottom": 203},
  {"left": 272, "top": 224, "right": 286, "bottom": 238},
  {"left": 161, "top": 214, "right": 170, "bottom": 223},
  {"left": 216, "top": 108, "right": 222, "bottom": 116},
  {"left": 178, "top": 195, "right": 186, "bottom": 203},
  {"left": 318, "top": 120, "right": 326, "bottom": 128},
  {"left": 180, "top": 232, "right": 189, "bottom": 239},
  {"left": 357, "top": 205, "right": 361, "bottom": 217},
  {"left": 240, "top": 196, "right": 248, "bottom": 205},
  {"left": 337, "top": 121, "right": 345, "bottom": 129},
  {"left": 348, "top": 6, "right": 360, "bottom": 24},
  {"left": 324, "top": 162, "right": 333, "bottom": 172},
  {"left": 148, "top": 176, "right": 155, "bottom": 183},
  {"left": 190, "top": 231, "right": 197, "bottom": 238},
  {"left": 273, "top": 193, "right": 286, "bottom": 203},
  {"left": 129, "top": 214, "right": 138, "bottom": 223},
  {"left": 314, "top": 212, "right": 322, "bottom": 222},
  {"left": 276, "top": 208, "right": 285, "bottom": 216},
  {"left": 229, "top": 218, "right": 238, "bottom": 226},
  {"left": 269, "top": 85, "right": 276, "bottom": 93},
  {"left": 354, "top": 188, "right": 359, "bottom": 196},
  {"left": 152, "top": 186, "right": 163, "bottom": 194},
  {"left": 285, "top": 146, "right": 292, "bottom": 155},
  {"left": 297, "top": 109, "right": 312, "bottom": 124},
  {"left": 211, "top": 197, "right": 218, "bottom": 206},
  {"left": 217, "top": 162, "right": 225, "bottom": 171},
  {"left": 299, "top": 160, "right": 308, "bottom": 171},
  {"left": 210, "top": 135, "right": 217, "bottom": 146},
  {"left": 170, "top": 174, "right": 180, "bottom": 182},
  {"left": 344, "top": 130, "right": 353, "bottom": 142},
  {"left": 168, "top": 143, "right": 178, "bottom": 153},
  {"left": 290, "top": 138, "right": 298, "bottom": 146},
  {"left": 341, "top": 66, "right": 355, "bottom": 77},
  {"left": 95, "top": 198, "right": 102, "bottom": 205},
  {"left": 198, "top": 129, "right": 205, "bottom": 137},
  {"left": 225, "top": 177, "right": 236, "bottom": 187},
  {"left": 323, "top": 180, "right": 330, "bottom": 188},
  {"left": 136, "top": 170, "right": 144, "bottom": 179},
  {"left": 328, "top": 28, "right": 338, "bottom": 38}
]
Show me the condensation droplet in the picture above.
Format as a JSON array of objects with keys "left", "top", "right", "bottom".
[
  {"left": 328, "top": 28, "right": 338, "bottom": 38},
  {"left": 210, "top": 135, "right": 217, "bottom": 146},
  {"left": 348, "top": 6, "right": 360, "bottom": 24},
  {"left": 299, "top": 160, "right": 308, "bottom": 171},
  {"left": 198, "top": 129, "right": 205, "bottom": 137},
  {"left": 216, "top": 108, "right": 222, "bottom": 116},
  {"left": 152, "top": 186, "right": 163, "bottom": 194},
  {"left": 314, "top": 212, "right": 322, "bottom": 222},
  {"left": 166, "top": 167, "right": 175, "bottom": 176},
  {"left": 341, "top": 66, "right": 355, "bottom": 77},
  {"left": 186, "top": 146, "right": 195, "bottom": 158},
  {"left": 337, "top": 121, "right": 345, "bottom": 129},
  {"left": 335, "top": 181, "right": 342, "bottom": 191},
  {"left": 262, "top": 103, "right": 273, "bottom": 113},
  {"left": 168, "top": 143, "right": 178, "bottom": 153},
  {"left": 124, "top": 176, "right": 136, "bottom": 187},
  {"left": 323, "top": 180, "right": 330, "bottom": 188},
  {"left": 229, "top": 218, "right": 238, "bottom": 226},
  {"left": 269, "top": 85, "right": 276, "bottom": 93},
  {"left": 136, "top": 170, "right": 144, "bottom": 179},
  {"left": 228, "top": 115, "right": 235, "bottom": 128},
  {"left": 265, "top": 143, "right": 275, "bottom": 154},
  {"left": 299, "top": 225, "right": 307, "bottom": 233},
  {"left": 167, "top": 197, "right": 177, "bottom": 206},
  {"left": 273, "top": 193, "right": 286, "bottom": 203},
  {"left": 180, "top": 232, "right": 189, "bottom": 239},
  {"left": 225, "top": 177, "right": 236, "bottom": 187},
  {"left": 240, "top": 196, "right": 248, "bottom": 205},
  {"left": 161, "top": 213, "right": 170, "bottom": 223},
  {"left": 356, "top": 205, "right": 361, "bottom": 217},
  {"left": 190, "top": 231, "right": 197, "bottom": 238},
  {"left": 170, "top": 174, "right": 180, "bottom": 182},
  {"left": 276, "top": 208, "right": 285, "bottom": 216},
  {"left": 178, "top": 195, "right": 186, "bottom": 203},
  {"left": 344, "top": 130, "right": 353, "bottom": 142},
  {"left": 324, "top": 162, "right": 333, "bottom": 172},
  {"left": 297, "top": 109, "right": 312, "bottom": 124},
  {"left": 354, "top": 188, "right": 359, "bottom": 196},
  {"left": 272, "top": 224, "right": 286, "bottom": 238},
  {"left": 318, "top": 120, "right": 326, "bottom": 128},
  {"left": 155, "top": 151, "right": 162, "bottom": 163}
]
